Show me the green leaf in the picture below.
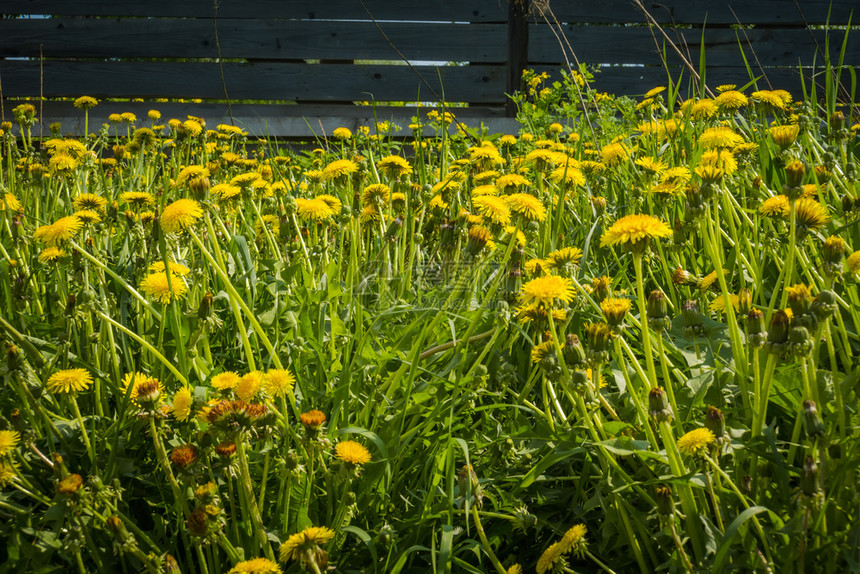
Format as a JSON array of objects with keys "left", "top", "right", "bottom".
[{"left": 712, "top": 506, "right": 769, "bottom": 570}]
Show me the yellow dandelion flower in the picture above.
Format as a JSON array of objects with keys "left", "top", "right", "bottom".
[
  {"left": 74, "top": 209, "right": 101, "bottom": 224},
  {"left": 660, "top": 166, "right": 691, "bottom": 185},
  {"left": 0, "top": 460, "right": 19, "bottom": 488},
  {"left": 38, "top": 247, "right": 67, "bottom": 263},
  {"left": 227, "top": 557, "right": 282, "bottom": 574},
  {"left": 505, "top": 193, "right": 547, "bottom": 222},
  {"left": 795, "top": 198, "right": 830, "bottom": 232},
  {"left": 752, "top": 90, "right": 786, "bottom": 109},
  {"left": 332, "top": 127, "right": 352, "bottom": 140},
  {"left": 73, "top": 96, "right": 99, "bottom": 110},
  {"left": 600, "top": 142, "right": 630, "bottom": 166},
  {"left": 634, "top": 157, "right": 667, "bottom": 174},
  {"left": 845, "top": 251, "right": 860, "bottom": 277},
  {"left": 699, "top": 126, "right": 744, "bottom": 149},
  {"left": 536, "top": 542, "right": 565, "bottom": 574},
  {"left": 321, "top": 159, "right": 358, "bottom": 181},
  {"left": 549, "top": 165, "right": 585, "bottom": 186},
  {"left": 531, "top": 340, "right": 556, "bottom": 363},
  {"left": 700, "top": 149, "right": 738, "bottom": 175},
  {"left": 769, "top": 124, "right": 800, "bottom": 148},
  {"left": 295, "top": 198, "right": 336, "bottom": 221},
  {"left": 0, "top": 430, "right": 20, "bottom": 457},
  {"left": 559, "top": 523, "right": 588, "bottom": 557},
  {"left": 72, "top": 193, "right": 108, "bottom": 211},
  {"left": 496, "top": 173, "right": 530, "bottom": 192},
  {"left": 149, "top": 261, "right": 191, "bottom": 276},
  {"left": 211, "top": 183, "right": 242, "bottom": 202},
  {"left": 760, "top": 195, "right": 789, "bottom": 217},
  {"left": 210, "top": 371, "right": 241, "bottom": 391},
  {"left": 714, "top": 90, "right": 748, "bottom": 110},
  {"left": 236, "top": 371, "right": 263, "bottom": 402},
  {"left": 172, "top": 386, "right": 193, "bottom": 422},
  {"left": 263, "top": 369, "right": 295, "bottom": 397},
  {"left": 140, "top": 272, "right": 188, "bottom": 304},
  {"left": 601, "top": 297, "right": 632, "bottom": 326},
  {"left": 120, "top": 191, "right": 156, "bottom": 206},
  {"left": 279, "top": 526, "right": 335, "bottom": 563},
  {"left": 362, "top": 183, "right": 391, "bottom": 206},
  {"left": 377, "top": 155, "right": 412, "bottom": 178},
  {"left": 336, "top": 440, "right": 372, "bottom": 465},
  {"left": 472, "top": 195, "right": 511, "bottom": 226},
  {"left": 517, "top": 304, "right": 567, "bottom": 324},
  {"left": 519, "top": 275, "right": 575, "bottom": 308},
  {"left": 1, "top": 193, "right": 22, "bottom": 212},
  {"left": 46, "top": 368, "right": 93, "bottom": 394},
  {"left": 316, "top": 194, "right": 343, "bottom": 213},
  {"left": 160, "top": 199, "right": 203, "bottom": 233},
  {"left": 677, "top": 427, "right": 715, "bottom": 456},
  {"left": 33, "top": 215, "right": 83, "bottom": 247},
  {"left": 600, "top": 214, "right": 671, "bottom": 248},
  {"left": 691, "top": 99, "right": 717, "bottom": 119}
]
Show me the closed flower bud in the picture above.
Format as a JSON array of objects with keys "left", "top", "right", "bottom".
[
  {"left": 820, "top": 236, "right": 846, "bottom": 276},
  {"left": 788, "top": 325, "right": 813, "bottom": 357},
  {"left": 803, "top": 400, "right": 825, "bottom": 438},
  {"left": 57, "top": 473, "right": 83, "bottom": 495},
  {"left": 705, "top": 405, "right": 726, "bottom": 441},
  {"left": 766, "top": 310, "right": 791, "bottom": 346},
  {"left": 647, "top": 290, "right": 672, "bottom": 332},
  {"left": 747, "top": 308, "right": 767, "bottom": 349},
  {"left": 682, "top": 300, "right": 705, "bottom": 338},
  {"left": 563, "top": 334, "right": 587, "bottom": 367},
  {"left": 814, "top": 165, "right": 832, "bottom": 184},
  {"left": 842, "top": 194, "right": 856, "bottom": 214},
  {"left": 785, "top": 160, "right": 806, "bottom": 189},
  {"left": 830, "top": 110, "right": 845, "bottom": 131},
  {"left": 787, "top": 284, "right": 813, "bottom": 318},
  {"left": 649, "top": 387, "right": 674, "bottom": 422},
  {"left": 655, "top": 485, "right": 675, "bottom": 516},
  {"left": 164, "top": 555, "right": 181, "bottom": 574},
  {"left": 811, "top": 289, "right": 837, "bottom": 323},
  {"left": 800, "top": 455, "right": 821, "bottom": 496}
]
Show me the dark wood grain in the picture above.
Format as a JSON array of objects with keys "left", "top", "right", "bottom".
[
  {"left": 0, "top": 61, "right": 508, "bottom": 103},
  {"left": 0, "top": 18, "right": 507, "bottom": 61},
  {"left": 1, "top": 0, "right": 508, "bottom": 21}
]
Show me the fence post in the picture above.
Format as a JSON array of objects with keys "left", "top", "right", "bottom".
[{"left": 506, "top": 0, "right": 529, "bottom": 117}]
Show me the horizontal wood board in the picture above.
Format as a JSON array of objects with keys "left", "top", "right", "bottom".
[
  {"left": 3, "top": 0, "right": 856, "bottom": 24},
  {"left": 2, "top": 19, "right": 856, "bottom": 69}
]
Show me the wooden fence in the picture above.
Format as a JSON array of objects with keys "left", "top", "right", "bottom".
[{"left": 1, "top": 0, "right": 857, "bottom": 137}]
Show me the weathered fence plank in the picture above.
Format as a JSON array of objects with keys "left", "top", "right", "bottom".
[
  {"left": 0, "top": 61, "right": 507, "bottom": 103},
  {"left": 1, "top": 0, "right": 508, "bottom": 21},
  {"left": 0, "top": 19, "right": 507, "bottom": 62}
]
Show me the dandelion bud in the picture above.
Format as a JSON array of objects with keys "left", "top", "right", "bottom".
[
  {"left": 591, "top": 276, "right": 611, "bottom": 303},
  {"left": 385, "top": 216, "right": 403, "bottom": 243},
  {"left": 842, "top": 194, "right": 856, "bottom": 214},
  {"left": 705, "top": 406, "right": 726, "bottom": 443},
  {"left": 194, "top": 482, "right": 218, "bottom": 502},
  {"left": 811, "top": 289, "right": 837, "bottom": 323},
  {"left": 285, "top": 449, "right": 299, "bottom": 471},
  {"left": 738, "top": 288, "right": 752, "bottom": 315},
  {"left": 672, "top": 267, "right": 700, "bottom": 288},
  {"left": 6, "top": 344, "right": 22, "bottom": 372},
  {"left": 787, "top": 284, "right": 813, "bottom": 318},
  {"left": 649, "top": 387, "right": 674, "bottom": 422},
  {"left": 682, "top": 300, "right": 705, "bottom": 338},
  {"left": 511, "top": 505, "right": 538, "bottom": 533},
  {"left": 802, "top": 400, "right": 825, "bottom": 438},
  {"left": 197, "top": 291, "right": 213, "bottom": 321},
  {"left": 464, "top": 225, "right": 490, "bottom": 255},
  {"left": 647, "top": 290, "right": 672, "bottom": 332},
  {"left": 215, "top": 441, "right": 236, "bottom": 458},
  {"left": 747, "top": 308, "right": 767, "bottom": 349},
  {"left": 186, "top": 508, "right": 208, "bottom": 537},
  {"left": 655, "top": 485, "right": 675, "bottom": 517},
  {"left": 821, "top": 236, "right": 846, "bottom": 276},
  {"left": 563, "top": 334, "right": 587, "bottom": 367},
  {"left": 57, "top": 473, "right": 83, "bottom": 495},
  {"left": 830, "top": 110, "right": 845, "bottom": 131},
  {"left": 800, "top": 455, "right": 821, "bottom": 496},
  {"left": 814, "top": 165, "right": 832, "bottom": 184},
  {"left": 458, "top": 464, "right": 482, "bottom": 507},
  {"left": 170, "top": 444, "right": 198, "bottom": 469},
  {"left": 136, "top": 378, "right": 161, "bottom": 408},
  {"left": 112, "top": 144, "right": 127, "bottom": 160},
  {"left": 784, "top": 160, "right": 806, "bottom": 189},
  {"left": 589, "top": 195, "right": 606, "bottom": 215},
  {"left": 787, "top": 325, "right": 813, "bottom": 357},
  {"left": 765, "top": 310, "right": 790, "bottom": 357},
  {"left": 164, "top": 555, "right": 181, "bottom": 574},
  {"left": 585, "top": 322, "right": 613, "bottom": 364}
]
